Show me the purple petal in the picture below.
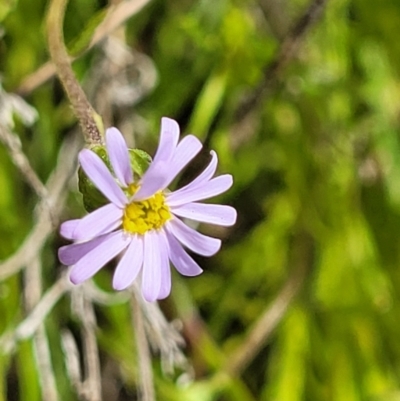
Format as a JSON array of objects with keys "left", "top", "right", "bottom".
[
  {"left": 69, "top": 230, "right": 130, "bottom": 284},
  {"left": 163, "top": 135, "right": 202, "bottom": 188},
  {"left": 113, "top": 234, "right": 143, "bottom": 290},
  {"left": 79, "top": 149, "right": 127, "bottom": 208},
  {"left": 171, "top": 203, "right": 237, "bottom": 227},
  {"left": 133, "top": 161, "right": 169, "bottom": 201},
  {"left": 59, "top": 233, "right": 112, "bottom": 265},
  {"left": 189, "top": 150, "right": 218, "bottom": 186},
  {"left": 166, "top": 218, "right": 221, "bottom": 256},
  {"left": 167, "top": 174, "right": 233, "bottom": 207},
  {"left": 73, "top": 203, "right": 123, "bottom": 241},
  {"left": 166, "top": 150, "right": 218, "bottom": 197},
  {"left": 141, "top": 231, "right": 162, "bottom": 302},
  {"left": 60, "top": 219, "right": 80, "bottom": 239},
  {"left": 152, "top": 117, "right": 180, "bottom": 165},
  {"left": 132, "top": 118, "right": 180, "bottom": 200},
  {"left": 106, "top": 127, "right": 133, "bottom": 187},
  {"left": 156, "top": 230, "right": 171, "bottom": 299},
  {"left": 166, "top": 230, "right": 203, "bottom": 276}
]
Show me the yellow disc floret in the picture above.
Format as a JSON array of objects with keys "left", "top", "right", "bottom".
[{"left": 122, "top": 191, "right": 172, "bottom": 235}]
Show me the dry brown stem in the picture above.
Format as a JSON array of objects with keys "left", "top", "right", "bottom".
[
  {"left": 0, "top": 274, "right": 70, "bottom": 353},
  {"left": 225, "top": 231, "right": 314, "bottom": 376},
  {"left": 18, "top": 0, "right": 152, "bottom": 96},
  {"left": 0, "top": 125, "right": 48, "bottom": 200},
  {"left": 231, "top": 0, "right": 329, "bottom": 149},
  {"left": 25, "top": 257, "right": 61, "bottom": 401},
  {"left": 0, "top": 133, "right": 81, "bottom": 281},
  {"left": 131, "top": 289, "right": 156, "bottom": 401}
]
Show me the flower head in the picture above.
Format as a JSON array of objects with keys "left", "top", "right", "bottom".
[{"left": 59, "top": 117, "right": 236, "bottom": 302}]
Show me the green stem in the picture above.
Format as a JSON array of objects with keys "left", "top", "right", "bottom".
[{"left": 46, "top": 0, "right": 103, "bottom": 144}]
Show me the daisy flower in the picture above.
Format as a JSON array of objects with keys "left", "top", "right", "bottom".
[{"left": 58, "top": 117, "right": 236, "bottom": 302}]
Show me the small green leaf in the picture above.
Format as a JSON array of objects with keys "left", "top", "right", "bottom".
[
  {"left": 0, "top": 0, "right": 17, "bottom": 22},
  {"left": 67, "top": 8, "right": 108, "bottom": 56},
  {"left": 129, "top": 149, "right": 152, "bottom": 177},
  {"left": 0, "top": 0, "right": 17, "bottom": 21}
]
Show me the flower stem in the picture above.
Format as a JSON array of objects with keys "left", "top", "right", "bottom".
[{"left": 46, "top": 0, "right": 103, "bottom": 144}]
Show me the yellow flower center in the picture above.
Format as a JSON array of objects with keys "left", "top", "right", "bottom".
[{"left": 122, "top": 187, "right": 172, "bottom": 235}]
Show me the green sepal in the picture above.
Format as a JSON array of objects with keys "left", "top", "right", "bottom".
[
  {"left": 78, "top": 145, "right": 152, "bottom": 213},
  {"left": 78, "top": 145, "right": 109, "bottom": 213},
  {"left": 129, "top": 149, "right": 152, "bottom": 177}
]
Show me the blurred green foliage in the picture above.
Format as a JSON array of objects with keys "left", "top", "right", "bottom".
[{"left": 2, "top": 0, "right": 400, "bottom": 400}]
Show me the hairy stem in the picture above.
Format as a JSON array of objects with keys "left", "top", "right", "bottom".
[{"left": 46, "top": 0, "right": 103, "bottom": 144}]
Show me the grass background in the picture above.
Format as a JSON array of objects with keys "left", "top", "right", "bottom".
[{"left": 2, "top": 0, "right": 400, "bottom": 400}]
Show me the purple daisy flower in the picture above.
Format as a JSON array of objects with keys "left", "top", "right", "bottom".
[{"left": 58, "top": 117, "right": 236, "bottom": 302}]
